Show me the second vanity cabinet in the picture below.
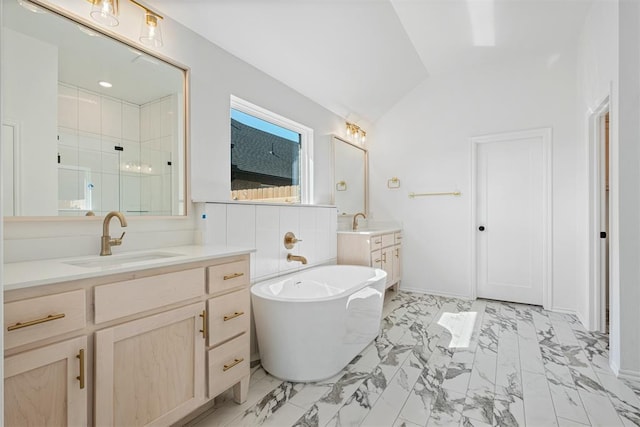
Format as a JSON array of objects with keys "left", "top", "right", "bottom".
[
  {"left": 4, "top": 251, "right": 251, "bottom": 427},
  {"left": 338, "top": 229, "right": 403, "bottom": 290}
]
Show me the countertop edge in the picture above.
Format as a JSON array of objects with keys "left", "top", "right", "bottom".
[{"left": 4, "top": 245, "right": 256, "bottom": 291}]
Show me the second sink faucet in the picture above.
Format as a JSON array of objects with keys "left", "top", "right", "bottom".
[
  {"left": 101, "top": 211, "right": 128, "bottom": 256},
  {"left": 352, "top": 212, "right": 366, "bottom": 231}
]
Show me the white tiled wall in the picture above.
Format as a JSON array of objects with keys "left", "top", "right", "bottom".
[
  {"left": 198, "top": 203, "right": 337, "bottom": 282},
  {"left": 57, "top": 83, "right": 177, "bottom": 216}
]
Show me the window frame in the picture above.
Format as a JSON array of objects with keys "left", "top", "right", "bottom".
[{"left": 230, "top": 95, "right": 314, "bottom": 204}]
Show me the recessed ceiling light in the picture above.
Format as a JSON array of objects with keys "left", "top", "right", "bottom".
[
  {"left": 78, "top": 25, "right": 100, "bottom": 37},
  {"left": 18, "top": 0, "right": 45, "bottom": 13},
  {"left": 98, "top": 81, "right": 113, "bottom": 88}
]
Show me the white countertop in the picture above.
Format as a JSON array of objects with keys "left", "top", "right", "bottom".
[
  {"left": 337, "top": 227, "right": 402, "bottom": 235},
  {"left": 3, "top": 245, "right": 255, "bottom": 291}
]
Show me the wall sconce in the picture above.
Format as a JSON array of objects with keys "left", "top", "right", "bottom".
[
  {"left": 345, "top": 122, "right": 366, "bottom": 143},
  {"left": 86, "top": 0, "right": 119, "bottom": 26},
  {"left": 130, "top": 0, "right": 164, "bottom": 47}
]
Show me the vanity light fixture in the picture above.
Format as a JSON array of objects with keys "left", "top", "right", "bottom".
[
  {"left": 345, "top": 122, "right": 366, "bottom": 144},
  {"left": 86, "top": 0, "right": 119, "bottom": 27},
  {"left": 130, "top": 0, "right": 164, "bottom": 48}
]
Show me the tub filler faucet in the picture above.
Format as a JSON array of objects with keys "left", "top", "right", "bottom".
[
  {"left": 287, "top": 254, "right": 308, "bottom": 264},
  {"left": 101, "top": 211, "right": 128, "bottom": 256}
]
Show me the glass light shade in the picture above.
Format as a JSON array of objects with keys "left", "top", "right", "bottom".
[
  {"left": 139, "top": 12, "right": 163, "bottom": 48},
  {"left": 90, "top": 0, "right": 119, "bottom": 26}
]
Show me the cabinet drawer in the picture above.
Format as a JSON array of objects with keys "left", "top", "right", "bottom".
[
  {"left": 207, "top": 333, "right": 249, "bottom": 398},
  {"left": 207, "top": 289, "right": 250, "bottom": 347},
  {"left": 395, "top": 232, "right": 403, "bottom": 245},
  {"left": 207, "top": 260, "right": 249, "bottom": 294},
  {"left": 381, "top": 233, "right": 395, "bottom": 248},
  {"left": 94, "top": 268, "right": 205, "bottom": 324},
  {"left": 5, "top": 289, "right": 86, "bottom": 350},
  {"left": 369, "top": 235, "right": 383, "bottom": 252}
]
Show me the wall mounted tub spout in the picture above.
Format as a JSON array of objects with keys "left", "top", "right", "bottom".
[
  {"left": 101, "top": 211, "right": 128, "bottom": 256},
  {"left": 287, "top": 254, "right": 308, "bottom": 264}
]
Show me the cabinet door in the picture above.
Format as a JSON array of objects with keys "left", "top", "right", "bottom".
[
  {"left": 393, "top": 244, "right": 402, "bottom": 284},
  {"left": 5, "top": 336, "right": 87, "bottom": 427},
  {"left": 95, "top": 302, "right": 206, "bottom": 427},
  {"left": 381, "top": 247, "right": 394, "bottom": 287}
]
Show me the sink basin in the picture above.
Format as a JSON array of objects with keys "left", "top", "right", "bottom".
[{"left": 65, "top": 251, "right": 183, "bottom": 269}]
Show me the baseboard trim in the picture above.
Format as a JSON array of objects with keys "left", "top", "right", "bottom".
[
  {"left": 550, "top": 306, "right": 577, "bottom": 315},
  {"left": 617, "top": 367, "right": 640, "bottom": 382},
  {"left": 400, "top": 286, "right": 473, "bottom": 301}
]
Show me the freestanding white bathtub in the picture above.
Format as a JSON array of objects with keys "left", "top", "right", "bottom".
[{"left": 251, "top": 265, "right": 387, "bottom": 382}]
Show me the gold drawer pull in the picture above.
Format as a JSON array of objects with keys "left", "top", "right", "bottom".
[
  {"left": 375, "top": 240, "right": 381, "bottom": 244},
  {"left": 223, "top": 358, "right": 244, "bottom": 372},
  {"left": 224, "top": 311, "right": 245, "bottom": 322},
  {"left": 382, "top": 253, "right": 387, "bottom": 263},
  {"left": 396, "top": 236, "right": 403, "bottom": 240},
  {"left": 76, "top": 349, "right": 85, "bottom": 389},
  {"left": 223, "top": 272, "right": 244, "bottom": 281},
  {"left": 396, "top": 248, "right": 400, "bottom": 258},
  {"left": 199, "top": 310, "right": 208, "bottom": 339},
  {"left": 374, "top": 259, "right": 381, "bottom": 263},
  {"left": 7, "top": 313, "right": 66, "bottom": 331}
]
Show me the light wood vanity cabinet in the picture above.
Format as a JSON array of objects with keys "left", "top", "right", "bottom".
[
  {"left": 94, "top": 303, "right": 207, "bottom": 426},
  {"left": 338, "top": 230, "right": 403, "bottom": 290},
  {"left": 4, "top": 253, "right": 251, "bottom": 427},
  {"left": 4, "top": 290, "right": 89, "bottom": 427},
  {"left": 5, "top": 336, "right": 88, "bottom": 426},
  {"left": 206, "top": 262, "right": 250, "bottom": 402}
]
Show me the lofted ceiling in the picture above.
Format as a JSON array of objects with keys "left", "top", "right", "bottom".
[{"left": 147, "top": 0, "right": 592, "bottom": 124}]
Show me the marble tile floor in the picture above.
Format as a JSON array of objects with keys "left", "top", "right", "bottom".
[{"left": 185, "top": 291, "right": 640, "bottom": 427}]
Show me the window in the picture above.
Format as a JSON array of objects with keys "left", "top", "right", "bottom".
[{"left": 230, "top": 96, "right": 313, "bottom": 204}]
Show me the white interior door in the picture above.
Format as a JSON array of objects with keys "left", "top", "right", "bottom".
[{"left": 476, "top": 131, "right": 549, "bottom": 306}]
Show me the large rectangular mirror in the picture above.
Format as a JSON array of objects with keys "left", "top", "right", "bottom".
[
  {"left": 2, "top": 0, "right": 187, "bottom": 217},
  {"left": 333, "top": 136, "right": 367, "bottom": 215}
]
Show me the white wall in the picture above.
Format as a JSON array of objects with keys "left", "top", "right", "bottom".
[
  {"left": 2, "top": 28, "right": 58, "bottom": 216},
  {"left": 575, "top": 0, "right": 620, "bottom": 364},
  {"left": 3, "top": 0, "right": 345, "bottom": 263},
  {"left": 370, "top": 53, "right": 580, "bottom": 310},
  {"left": 575, "top": 0, "right": 640, "bottom": 380},
  {"left": 616, "top": 0, "right": 640, "bottom": 380}
]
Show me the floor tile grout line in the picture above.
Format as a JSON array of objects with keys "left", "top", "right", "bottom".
[
  {"left": 565, "top": 320, "right": 633, "bottom": 426},
  {"left": 516, "top": 305, "right": 561, "bottom": 427}
]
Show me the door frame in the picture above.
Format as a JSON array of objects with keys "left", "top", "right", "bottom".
[
  {"left": 470, "top": 128, "right": 553, "bottom": 309},
  {"left": 588, "top": 96, "right": 611, "bottom": 332},
  {"left": 2, "top": 120, "right": 22, "bottom": 216}
]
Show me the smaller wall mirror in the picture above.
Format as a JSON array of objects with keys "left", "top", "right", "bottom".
[{"left": 333, "top": 136, "right": 367, "bottom": 215}]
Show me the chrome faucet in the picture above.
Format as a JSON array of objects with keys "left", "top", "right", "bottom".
[
  {"left": 287, "top": 254, "right": 308, "bottom": 264},
  {"left": 352, "top": 212, "right": 366, "bottom": 231},
  {"left": 100, "top": 211, "right": 128, "bottom": 256}
]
